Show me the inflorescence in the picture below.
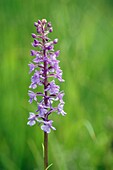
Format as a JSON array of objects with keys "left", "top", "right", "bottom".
[{"left": 27, "top": 19, "right": 66, "bottom": 133}]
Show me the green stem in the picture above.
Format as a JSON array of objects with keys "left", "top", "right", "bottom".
[{"left": 44, "top": 132, "right": 48, "bottom": 169}]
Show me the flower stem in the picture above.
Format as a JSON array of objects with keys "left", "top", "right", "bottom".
[
  {"left": 44, "top": 132, "right": 48, "bottom": 169},
  {"left": 43, "top": 34, "right": 49, "bottom": 169}
]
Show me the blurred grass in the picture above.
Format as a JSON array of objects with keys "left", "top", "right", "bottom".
[{"left": 0, "top": 0, "right": 113, "bottom": 169}]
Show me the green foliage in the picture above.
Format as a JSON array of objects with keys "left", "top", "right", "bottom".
[{"left": 0, "top": 0, "right": 113, "bottom": 169}]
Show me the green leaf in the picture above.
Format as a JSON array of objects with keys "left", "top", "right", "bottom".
[{"left": 84, "top": 120, "right": 96, "bottom": 141}]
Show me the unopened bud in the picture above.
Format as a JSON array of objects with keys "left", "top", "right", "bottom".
[
  {"left": 53, "top": 38, "right": 58, "bottom": 44},
  {"left": 34, "top": 39, "right": 39, "bottom": 44},
  {"left": 49, "top": 27, "right": 53, "bottom": 33},
  {"left": 31, "top": 33, "right": 37, "bottom": 38},
  {"left": 47, "top": 45, "right": 53, "bottom": 50},
  {"left": 38, "top": 20, "right": 41, "bottom": 24},
  {"left": 42, "top": 19, "right": 47, "bottom": 25},
  {"left": 34, "top": 22, "right": 38, "bottom": 27},
  {"left": 47, "top": 22, "right": 51, "bottom": 27}
]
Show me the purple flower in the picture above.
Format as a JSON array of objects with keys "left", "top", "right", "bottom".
[
  {"left": 27, "top": 19, "right": 66, "bottom": 132},
  {"left": 49, "top": 53, "right": 56, "bottom": 61},
  {"left": 57, "top": 103, "right": 66, "bottom": 116},
  {"left": 38, "top": 20, "right": 41, "bottom": 24},
  {"left": 28, "top": 90, "right": 37, "bottom": 103},
  {"left": 49, "top": 27, "right": 53, "bottom": 33},
  {"left": 27, "top": 112, "right": 37, "bottom": 126},
  {"left": 56, "top": 92, "right": 64, "bottom": 103},
  {"left": 32, "top": 33, "right": 37, "bottom": 38},
  {"left": 47, "top": 45, "right": 54, "bottom": 51},
  {"left": 45, "top": 80, "right": 59, "bottom": 94},
  {"left": 41, "top": 120, "right": 56, "bottom": 133},
  {"left": 42, "top": 19, "right": 47, "bottom": 24},
  {"left": 30, "top": 50, "right": 37, "bottom": 56},
  {"left": 53, "top": 38, "right": 58, "bottom": 44},
  {"left": 55, "top": 68, "right": 64, "bottom": 82},
  {"left": 29, "top": 83, "right": 37, "bottom": 89},
  {"left": 28, "top": 63, "right": 35, "bottom": 73},
  {"left": 37, "top": 103, "right": 47, "bottom": 117},
  {"left": 33, "top": 55, "right": 43, "bottom": 63},
  {"left": 34, "top": 22, "right": 38, "bottom": 27},
  {"left": 31, "top": 71, "right": 40, "bottom": 84},
  {"left": 32, "top": 39, "right": 39, "bottom": 47},
  {"left": 55, "top": 50, "right": 60, "bottom": 57},
  {"left": 47, "top": 22, "right": 51, "bottom": 27},
  {"left": 37, "top": 26, "right": 42, "bottom": 34},
  {"left": 29, "top": 70, "right": 43, "bottom": 89}
]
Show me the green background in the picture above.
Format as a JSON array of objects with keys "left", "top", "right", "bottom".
[{"left": 0, "top": 0, "right": 113, "bottom": 169}]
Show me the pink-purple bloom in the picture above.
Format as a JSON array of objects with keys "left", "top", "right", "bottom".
[
  {"left": 41, "top": 120, "right": 56, "bottom": 133},
  {"left": 28, "top": 90, "right": 37, "bottom": 103},
  {"left": 27, "top": 19, "right": 66, "bottom": 133},
  {"left": 28, "top": 63, "right": 35, "bottom": 73},
  {"left": 45, "top": 80, "right": 60, "bottom": 94}
]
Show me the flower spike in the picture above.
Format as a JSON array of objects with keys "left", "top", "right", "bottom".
[{"left": 27, "top": 19, "right": 66, "bottom": 133}]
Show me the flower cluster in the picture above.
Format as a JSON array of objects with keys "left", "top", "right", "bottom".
[{"left": 27, "top": 19, "right": 66, "bottom": 133}]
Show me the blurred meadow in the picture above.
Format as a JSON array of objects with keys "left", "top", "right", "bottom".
[{"left": 0, "top": 0, "right": 113, "bottom": 169}]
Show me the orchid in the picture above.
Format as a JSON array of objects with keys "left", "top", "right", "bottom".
[{"left": 27, "top": 19, "right": 66, "bottom": 169}]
